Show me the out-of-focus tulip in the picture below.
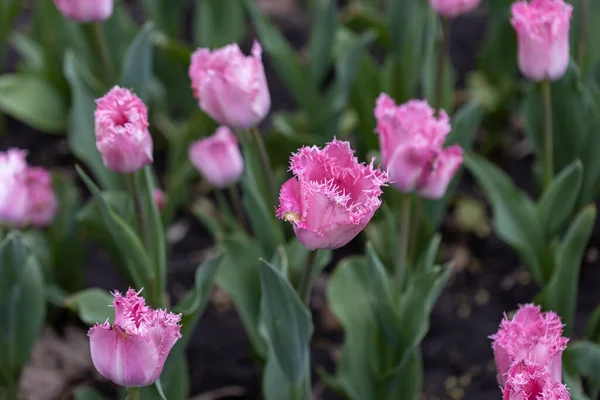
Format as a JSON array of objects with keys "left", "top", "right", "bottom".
[
  {"left": 428, "top": 0, "right": 481, "bottom": 18},
  {"left": 53, "top": 0, "right": 113, "bottom": 22},
  {"left": 88, "top": 289, "right": 181, "bottom": 387},
  {"left": 153, "top": 188, "right": 166, "bottom": 211},
  {"left": 189, "top": 41, "right": 271, "bottom": 128},
  {"left": 502, "top": 361, "right": 570, "bottom": 400},
  {"left": 94, "top": 86, "right": 153, "bottom": 174},
  {"left": 276, "top": 139, "right": 388, "bottom": 250},
  {"left": 0, "top": 149, "right": 57, "bottom": 228},
  {"left": 189, "top": 127, "right": 244, "bottom": 188},
  {"left": 491, "top": 304, "right": 568, "bottom": 387},
  {"left": 511, "top": 0, "right": 573, "bottom": 82},
  {"left": 374, "top": 93, "right": 463, "bottom": 199}
]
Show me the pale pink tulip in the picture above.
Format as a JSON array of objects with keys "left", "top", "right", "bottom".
[
  {"left": 53, "top": 0, "right": 113, "bottom": 22},
  {"left": 24, "top": 168, "right": 58, "bottom": 227},
  {"left": 88, "top": 289, "right": 181, "bottom": 387},
  {"left": 374, "top": 93, "right": 463, "bottom": 199},
  {"left": 491, "top": 304, "right": 568, "bottom": 387},
  {"left": 502, "top": 361, "right": 570, "bottom": 400},
  {"left": 95, "top": 86, "right": 153, "bottom": 174},
  {"left": 189, "top": 127, "right": 244, "bottom": 188},
  {"left": 511, "top": 0, "right": 573, "bottom": 81},
  {"left": 189, "top": 41, "right": 271, "bottom": 128},
  {"left": 276, "top": 139, "right": 388, "bottom": 250},
  {"left": 428, "top": 0, "right": 481, "bottom": 18}
]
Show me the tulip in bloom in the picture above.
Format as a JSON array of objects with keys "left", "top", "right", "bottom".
[
  {"left": 428, "top": 0, "right": 481, "bottom": 18},
  {"left": 374, "top": 94, "right": 463, "bottom": 199},
  {"left": 189, "top": 41, "right": 271, "bottom": 128},
  {"left": 491, "top": 304, "right": 568, "bottom": 387},
  {"left": 0, "top": 149, "right": 57, "bottom": 228},
  {"left": 95, "top": 86, "right": 153, "bottom": 174},
  {"left": 88, "top": 289, "right": 182, "bottom": 387},
  {"left": 276, "top": 139, "right": 388, "bottom": 250},
  {"left": 511, "top": 0, "right": 573, "bottom": 82},
  {"left": 53, "top": 0, "right": 113, "bottom": 22},
  {"left": 189, "top": 127, "right": 244, "bottom": 188},
  {"left": 502, "top": 361, "right": 570, "bottom": 400}
]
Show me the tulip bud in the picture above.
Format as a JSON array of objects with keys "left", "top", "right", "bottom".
[
  {"left": 276, "top": 139, "right": 388, "bottom": 250},
  {"left": 53, "top": 0, "right": 113, "bottom": 22},
  {"left": 94, "top": 86, "right": 153, "bottom": 174},
  {"left": 428, "top": 0, "right": 481, "bottom": 18},
  {"left": 189, "top": 127, "right": 244, "bottom": 188},
  {"left": 374, "top": 93, "right": 463, "bottom": 199},
  {"left": 88, "top": 289, "right": 182, "bottom": 387},
  {"left": 502, "top": 361, "right": 570, "bottom": 400},
  {"left": 490, "top": 304, "right": 568, "bottom": 387},
  {"left": 189, "top": 40, "right": 271, "bottom": 128},
  {"left": 153, "top": 188, "right": 166, "bottom": 211},
  {"left": 511, "top": 0, "right": 573, "bottom": 82}
]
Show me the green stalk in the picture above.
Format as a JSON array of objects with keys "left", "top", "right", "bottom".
[
  {"left": 126, "top": 387, "right": 139, "bottom": 400},
  {"left": 299, "top": 250, "right": 318, "bottom": 305},
  {"left": 228, "top": 184, "right": 247, "bottom": 232},
  {"left": 433, "top": 17, "right": 451, "bottom": 110},
  {"left": 409, "top": 196, "right": 423, "bottom": 261},
  {"left": 396, "top": 196, "right": 412, "bottom": 290},
  {"left": 92, "top": 22, "right": 114, "bottom": 83},
  {"left": 248, "top": 126, "right": 278, "bottom": 206},
  {"left": 541, "top": 80, "right": 554, "bottom": 189},
  {"left": 578, "top": 0, "right": 589, "bottom": 68}
]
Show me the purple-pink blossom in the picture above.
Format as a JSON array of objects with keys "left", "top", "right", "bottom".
[
  {"left": 511, "top": 0, "right": 573, "bottom": 82},
  {"left": 276, "top": 139, "right": 388, "bottom": 250},
  {"left": 94, "top": 86, "right": 153, "bottom": 174},
  {"left": 88, "top": 289, "right": 182, "bottom": 387},
  {"left": 53, "top": 0, "right": 113, "bottom": 22},
  {"left": 428, "top": 0, "right": 481, "bottom": 18},
  {"left": 189, "top": 127, "right": 244, "bottom": 188},
  {"left": 374, "top": 93, "right": 463, "bottom": 199},
  {"left": 502, "top": 361, "right": 570, "bottom": 400},
  {"left": 189, "top": 41, "right": 271, "bottom": 129}
]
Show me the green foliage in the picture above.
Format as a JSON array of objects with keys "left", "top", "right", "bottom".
[{"left": 65, "top": 288, "right": 114, "bottom": 325}]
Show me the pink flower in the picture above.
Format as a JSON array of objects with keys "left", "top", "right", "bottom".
[
  {"left": 511, "top": 0, "right": 573, "bottom": 82},
  {"left": 502, "top": 361, "right": 570, "bottom": 400},
  {"left": 276, "top": 139, "right": 388, "bottom": 250},
  {"left": 491, "top": 304, "right": 568, "bottom": 387},
  {"left": 189, "top": 127, "right": 244, "bottom": 188},
  {"left": 53, "top": 0, "right": 113, "bottom": 22},
  {"left": 374, "top": 94, "right": 463, "bottom": 199},
  {"left": 88, "top": 289, "right": 182, "bottom": 387},
  {"left": 189, "top": 41, "right": 271, "bottom": 128},
  {"left": 428, "top": 0, "right": 481, "bottom": 18},
  {"left": 95, "top": 86, "right": 153, "bottom": 174},
  {"left": 0, "top": 149, "right": 57, "bottom": 228},
  {"left": 153, "top": 188, "right": 166, "bottom": 211}
]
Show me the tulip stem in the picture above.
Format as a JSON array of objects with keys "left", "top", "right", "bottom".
[
  {"left": 228, "top": 184, "right": 247, "bottom": 231},
  {"left": 126, "top": 387, "right": 140, "bottom": 400},
  {"left": 409, "top": 196, "right": 423, "bottom": 260},
  {"left": 299, "top": 250, "right": 318, "bottom": 305},
  {"left": 248, "top": 126, "right": 278, "bottom": 207},
  {"left": 92, "top": 22, "right": 114, "bottom": 83},
  {"left": 578, "top": 0, "right": 589, "bottom": 67},
  {"left": 541, "top": 80, "right": 553, "bottom": 189},
  {"left": 396, "top": 195, "right": 412, "bottom": 290},
  {"left": 434, "top": 17, "right": 451, "bottom": 110}
]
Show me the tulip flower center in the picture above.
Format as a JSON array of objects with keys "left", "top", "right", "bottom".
[{"left": 283, "top": 211, "right": 300, "bottom": 223}]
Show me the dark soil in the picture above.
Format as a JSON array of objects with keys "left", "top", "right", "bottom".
[{"left": 3, "top": 3, "right": 600, "bottom": 400}]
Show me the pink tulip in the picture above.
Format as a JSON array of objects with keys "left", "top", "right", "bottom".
[
  {"left": 153, "top": 188, "right": 166, "bottom": 211},
  {"left": 502, "top": 361, "right": 570, "bottom": 400},
  {"left": 0, "top": 149, "right": 58, "bottom": 228},
  {"left": 491, "top": 304, "right": 568, "bottom": 387},
  {"left": 95, "top": 86, "right": 153, "bottom": 174},
  {"left": 428, "top": 0, "right": 481, "bottom": 18},
  {"left": 374, "top": 93, "right": 463, "bottom": 199},
  {"left": 189, "top": 41, "right": 271, "bottom": 128},
  {"left": 88, "top": 289, "right": 182, "bottom": 387},
  {"left": 276, "top": 139, "right": 388, "bottom": 250},
  {"left": 189, "top": 127, "right": 244, "bottom": 188},
  {"left": 511, "top": 0, "right": 573, "bottom": 82},
  {"left": 53, "top": 0, "right": 113, "bottom": 22}
]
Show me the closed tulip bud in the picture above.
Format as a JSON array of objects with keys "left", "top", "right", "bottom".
[
  {"left": 153, "top": 188, "right": 166, "bottom": 211},
  {"left": 53, "top": 0, "right": 113, "bottom": 22},
  {"left": 189, "top": 127, "right": 244, "bottom": 188},
  {"left": 277, "top": 139, "right": 388, "bottom": 250},
  {"left": 88, "top": 289, "right": 182, "bottom": 387},
  {"left": 94, "top": 86, "right": 153, "bottom": 174},
  {"left": 502, "top": 361, "right": 570, "bottom": 400},
  {"left": 491, "top": 304, "right": 568, "bottom": 387},
  {"left": 374, "top": 94, "right": 463, "bottom": 199},
  {"left": 511, "top": 0, "right": 573, "bottom": 82},
  {"left": 428, "top": 0, "right": 481, "bottom": 18},
  {"left": 189, "top": 40, "right": 271, "bottom": 128}
]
